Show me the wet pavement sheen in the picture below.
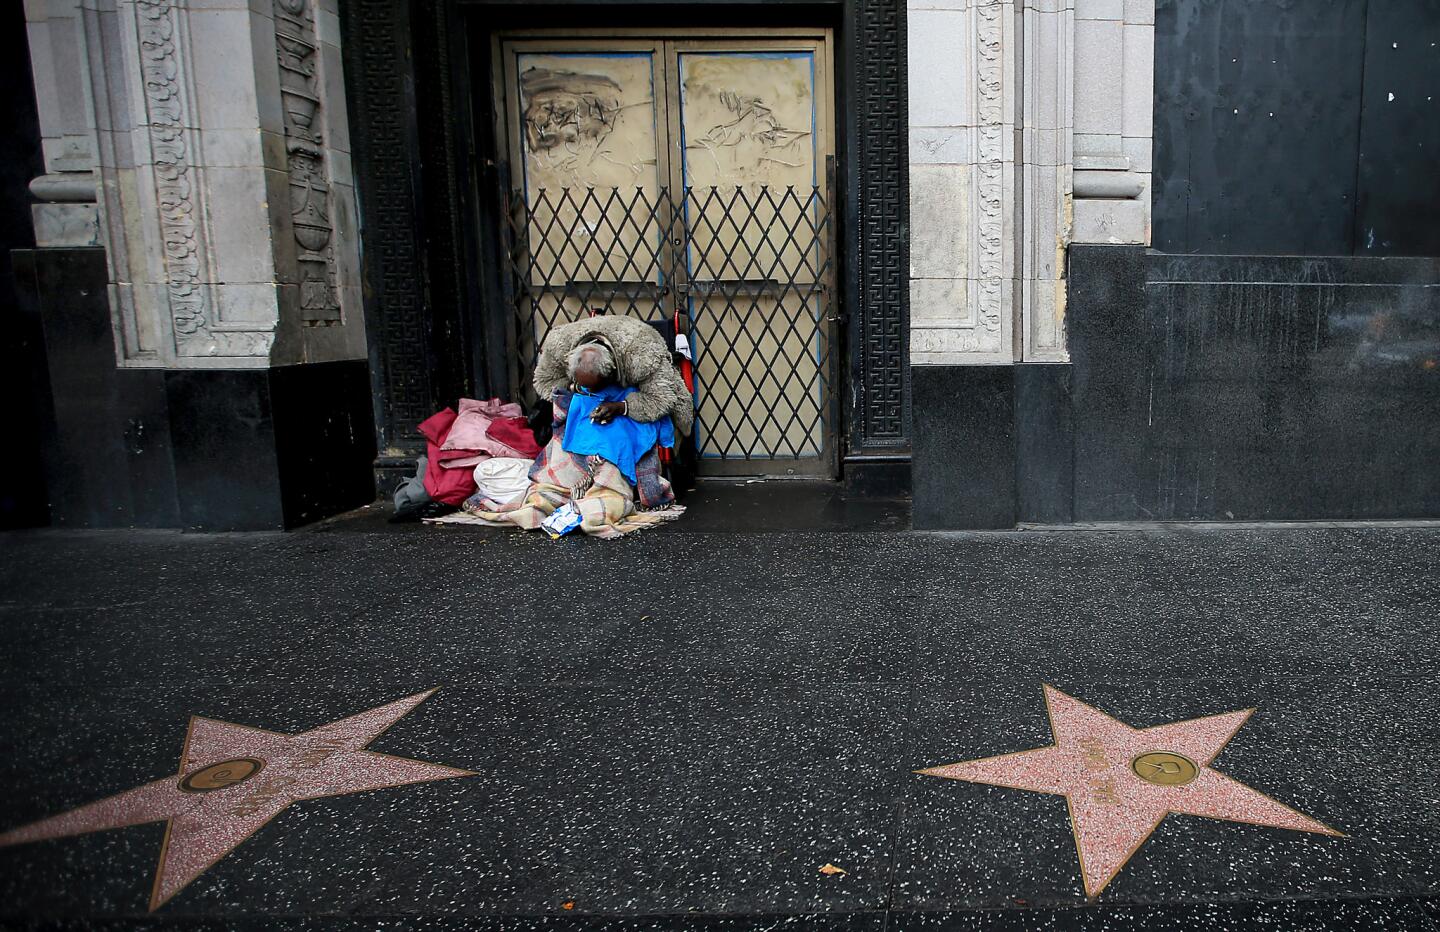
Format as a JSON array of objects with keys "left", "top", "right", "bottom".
[{"left": 0, "top": 520, "right": 1436, "bottom": 928}]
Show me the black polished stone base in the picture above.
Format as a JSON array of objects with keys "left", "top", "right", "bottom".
[
  {"left": 15, "top": 248, "right": 181, "bottom": 528},
  {"left": 843, "top": 458, "right": 912, "bottom": 498},
  {"left": 910, "top": 366, "right": 1016, "bottom": 530},
  {"left": 910, "top": 248, "right": 1440, "bottom": 529},
  {"left": 1069, "top": 247, "right": 1440, "bottom": 521},
  {"left": 166, "top": 362, "right": 376, "bottom": 530},
  {"left": 1015, "top": 364, "right": 1074, "bottom": 525},
  {"left": 15, "top": 248, "right": 376, "bottom": 531}
]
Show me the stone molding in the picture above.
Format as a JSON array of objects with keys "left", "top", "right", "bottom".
[
  {"left": 908, "top": 0, "right": 1152, "bottom": 363},
  {"left": 25, "top": 0, "right": 365, "bottom": 368},
  {"left": 908, "top": 0, "right": 1073, "bottom": 365}
]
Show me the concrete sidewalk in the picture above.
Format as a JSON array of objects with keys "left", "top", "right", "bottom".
[{"left": 0, "top": 518, "right": 1436, "bottom": 929}]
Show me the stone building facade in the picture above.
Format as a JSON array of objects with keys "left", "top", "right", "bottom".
[{"left": 11, "top": 0, "right": 1438, "bottom": 529}]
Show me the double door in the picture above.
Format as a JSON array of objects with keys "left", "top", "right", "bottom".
[{"left": 494, "top": 30, "right": 838, "bottom": 476}]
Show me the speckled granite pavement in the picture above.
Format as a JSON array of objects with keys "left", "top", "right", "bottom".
[{"left": 0, "top": 520, "right": 1437, "bottom": 930}]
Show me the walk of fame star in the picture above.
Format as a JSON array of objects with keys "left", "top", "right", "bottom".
[
  {"left": 0, "top": 689, "right": 473, "bottom": 910},
  {"left": 918, "top": 684, "right": 1343, "bottom": 898}
]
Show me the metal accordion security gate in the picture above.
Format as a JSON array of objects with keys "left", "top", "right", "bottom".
[
  {"left": 499, "top": 179, "right": 840, "bottom": 477},
  {"left": 491, "top": 30, "right": 841, "bottom": 477}
]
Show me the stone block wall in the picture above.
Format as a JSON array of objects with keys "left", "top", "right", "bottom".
[
  {"left": 905, "top": 0, "right": 1153, "bottom": 367},
  {"left": 17, "top": 0, "right": 376, "bottom": 529}
]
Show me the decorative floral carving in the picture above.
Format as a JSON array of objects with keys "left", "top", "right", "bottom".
[
  {"left": 135, "top": 0, "right": 208, "bottom": 339},
  {"left": 274, "top": 0, "right": 341, "bottom": 322},
  {"left": 973, "top": 2, "right": 1009, "bottom": 347}
]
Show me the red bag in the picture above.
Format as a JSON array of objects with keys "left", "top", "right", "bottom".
[
  {"left": 486, "top": 416, "right": 543, "bottom": 458},
  {"left": 417, "top": 408, "right": 478, "bottom": 505}
]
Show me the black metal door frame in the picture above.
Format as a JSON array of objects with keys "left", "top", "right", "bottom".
[{"left": 341, "top": 0, "right": 909, "bottom": 490}]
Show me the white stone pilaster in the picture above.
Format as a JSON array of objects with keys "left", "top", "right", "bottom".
[
  {"left": 25, "top": 0, "right": 102, "bottom": 248},
  {"left": 27, "top": 0, "right": 365, "bottom": 368},
  {"left": 1071, "top": 0, "right": 1152, "bottom": 244},
  {"left": 1020, "top": 0, "right": 1073, "bottom": 361},
  {"left": 908, "top": 0, "right": 1074, "bottom": 364}
]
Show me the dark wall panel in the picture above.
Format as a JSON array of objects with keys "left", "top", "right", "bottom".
[
  {"left": 1015, "top": 364, "right": 1074, "bottom": 525},
  {"left": 271, "top": 360, "right": 378, "bottom": 528},
  {"left": 1064, "top": 246, "right": 1440, "bottom": 521},
  {"left": 17, "top": 248, "right": 181, "bottom": 529},
  {"left": 1066, "top": 245, "right": 1156, "bottom": 519},
  {"left": 2, "top": 2, "right": 49, "bottom": 529},
  {"left": 166, "top": 362, "right": 377, "bottom": 531},
  {"left": 911, "top": 366, "right": 1015, "bottom": 530},
  {"left": 16, "top": 247, "right": 375, "bottom": 531},
  {"left": 165, "top": 371, "right": 284, "bottom": 531},
  {"left": 1354, "top": 1, "right": 1440, "bottom": 257},
  {"left": 1153, "top": 0, "right": 1367, "bottom": 256}
]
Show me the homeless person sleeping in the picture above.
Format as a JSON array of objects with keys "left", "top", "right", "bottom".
[{"left": 452, "top": 315, "right": 694, "bottom": 539}]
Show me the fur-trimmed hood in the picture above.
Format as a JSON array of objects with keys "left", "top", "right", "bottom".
[{"left": 533, "top": 315, "right": 695, "bottom": 433}]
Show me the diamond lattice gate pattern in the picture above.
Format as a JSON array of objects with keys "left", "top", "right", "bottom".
[{"left": 502, "top": 183, "right": 839, "bottom": 476}]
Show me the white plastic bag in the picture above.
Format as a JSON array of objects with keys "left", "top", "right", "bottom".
[{"left": 472, "top": 457, "right": 532, "bottom": 505}]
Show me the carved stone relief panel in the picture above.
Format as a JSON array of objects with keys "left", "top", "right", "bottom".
[
  {"left": 274, "top": 0, "right": 342, "bottom": 324},
  {"left": 78, "top": 0, "right": 279, "bottom": 364},
  {"left": 53, "top": 0, "right": 365, "bottom": 367},
  {"left": 908, "top": 0, "right": 1076, "bottom": 364},
  {"left": 907, "top": 0, "right": 1019, "bottom": 365}
]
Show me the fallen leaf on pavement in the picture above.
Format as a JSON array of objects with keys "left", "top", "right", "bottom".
[
  {"left": 562, "top": 902, "right": 575, "bottom": 910},
  {"left": 819, "top": 863, "right": 847, "bottom": 876}
]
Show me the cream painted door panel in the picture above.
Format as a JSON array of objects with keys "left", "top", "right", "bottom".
[{"left": 498, "top": 32, "right": 836, "bottom": 475}]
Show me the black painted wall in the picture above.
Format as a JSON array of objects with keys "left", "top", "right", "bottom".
[
  {"left": 1064, "top": 246, "right": 1440, "bottom": 521},
  {"left": 2, "top": 3, "right": 49, "bottom": 529},
  {"left": 15, "top": 248, "right": 377, "bottom": 531},
  {"left": 1154, "top": 0, "right": 1440, "bottom": 257}
]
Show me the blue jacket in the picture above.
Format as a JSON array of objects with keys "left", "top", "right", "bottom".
[{"left": 563, "top": 385, "right": 676, "bottom": 484}]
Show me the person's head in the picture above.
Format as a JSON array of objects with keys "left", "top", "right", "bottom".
[{"left": 566, "top": 341, "right": 616, "bottom": 391}]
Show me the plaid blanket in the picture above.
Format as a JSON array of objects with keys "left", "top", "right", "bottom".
[{"left": 430, "top": 389, "right": 683, "bottom": 539}]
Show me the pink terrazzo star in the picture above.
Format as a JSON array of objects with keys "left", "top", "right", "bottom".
[
  {"left": 918, "top": 684, "right": 1342, "bottom": 898},
  {"left": 0, "top": 689, "right": 473, "bottom": 910}
]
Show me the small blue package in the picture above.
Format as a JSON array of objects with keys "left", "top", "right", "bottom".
[{"left": 541, "top": 503, "right": 583, "bottom": 539}]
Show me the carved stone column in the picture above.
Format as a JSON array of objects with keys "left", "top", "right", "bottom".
[
  {"left": 59, "top": 0, "right": 364, "bottom": 368},
  {"left": 907, "top": 0, "right": 1073, "bottom": 364},
  {"left": 1071, "top": 0, "right": 1153, "bottom": 244}
]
